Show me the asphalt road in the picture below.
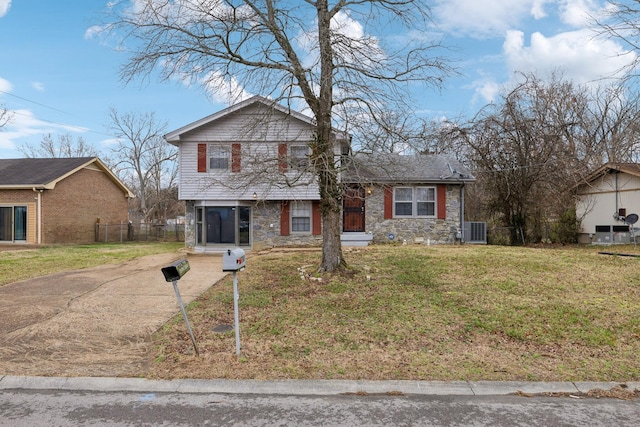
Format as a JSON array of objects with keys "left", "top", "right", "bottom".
[
  {"left": 1, "top": 387, "right": 639, "bottom": 426},
  {"left": 1, "top": 376, "right": 639, "bottom": 426}
]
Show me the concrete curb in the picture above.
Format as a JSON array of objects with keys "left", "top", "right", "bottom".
[{"left": 1, "top": 376, "right": 638, "bottom": 396}]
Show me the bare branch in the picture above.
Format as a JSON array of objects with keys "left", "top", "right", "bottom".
[{"left": 103, "top": 0, "right": 454, "bottom": 271}]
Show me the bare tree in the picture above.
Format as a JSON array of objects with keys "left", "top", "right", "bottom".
[
  {"left": 104, "top": 0, "right": 452, "bottom": 272},
  {"left": 451, "top": 74, "right": 590, "bottom": 244},
  {"left": 597, "top": 1, "right": 640, "bottom": 79},
  {"left": 0, "top": 104, "right": 12, "bottom": 129},
  {"left": 584, "top": 84, "right": 640, "bottom": 164},
  {"left": 18, "top": 133, "right": 99, "bottom": 158},
  {"left": 451, "top": 71, "right": 640, "bottom": 244},
  {"left": 107, "top": 108, "right": 176, "bottom": 222}
]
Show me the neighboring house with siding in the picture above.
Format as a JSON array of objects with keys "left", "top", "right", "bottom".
[
  {"left": 165, "top": 96, "right": 475, "bottom": 252},
  {"left": 0, "top": 157, "right": 134, "bottom": 244},
  {"left": 576, "top": 163, "right": 640, "bottom": 244}
]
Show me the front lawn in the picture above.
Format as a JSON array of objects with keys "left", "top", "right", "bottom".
[
  {"left": 150, "top": 244, "right": 640, "bottom": 381},
  {"left": 0, "top": 242, "right": 184, "bottom": 286}
]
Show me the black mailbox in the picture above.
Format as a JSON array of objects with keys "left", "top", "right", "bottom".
[{"left": 161, "top": 259, "right": 190, "bottom": 282}]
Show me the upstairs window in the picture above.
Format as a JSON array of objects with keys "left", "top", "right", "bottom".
[
  {"left": 290, "top": 145, "right": 310, "bottom": 169},
  {"left": 394, "top": 187, "right": 436, "bottom": 217},
  {"left": 209, "top": 144, "right": 229, "bottom": 170}
]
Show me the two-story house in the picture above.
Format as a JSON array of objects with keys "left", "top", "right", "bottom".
[{"left": 165, "top": 96, "right": 475, "bottom": 252}]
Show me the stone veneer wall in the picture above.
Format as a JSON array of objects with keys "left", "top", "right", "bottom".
[
  {"left": 184, "top": 200, "right": 196, "bottom": 250},
  {"left": 252, "top": 201, "right": 322, "bottom": 250},
  {"left": 364, "top": 184, "right": 462, "bottom": 244},
  {"left": 184, "top": 200, "right": 322, "bottom": 251},
  {"left": 184, "top": 185, "right": 464, "bottom": 250}
]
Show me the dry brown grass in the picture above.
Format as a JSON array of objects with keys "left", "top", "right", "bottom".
[{"left": 149, "top": 244, "right": 640, "bottom": 382}]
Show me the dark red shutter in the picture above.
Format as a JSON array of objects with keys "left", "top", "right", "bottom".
[
  {"left": 231, "top": 143, "right": 241, "bottom": 172},
  {"left": 437, "top": 184, "right": 446, "bottom": 219},
  {"left": 280, "top": 201, "right": 290, "bottom": 236},
  {"left": 312, "top": 201, "right": 322, "bottom": 236},
  {"left": 383, "top": 187, "right": 393, "bottom": 219},
  {"left": 278, "top": 144, "right": 288, "bottom": 172},
  {"left": 197, "top": 144, "right": 207, "bottom": 173}
]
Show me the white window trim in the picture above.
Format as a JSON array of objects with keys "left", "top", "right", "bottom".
[
  {"left": 208, "top": 144, "right": 230, "bottom": 170},
  {"left": 290, "top": 200, "right": 312, "bottom": 234},
  {"left": 393, "top": 186, "right": 436, "bottom": 218}
]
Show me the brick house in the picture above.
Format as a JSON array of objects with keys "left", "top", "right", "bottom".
[
  {"left": 0, "top": 157, "right": 134, "bottom": 244},
  {"left": 165, "top": 96, "right": 475, "bottom": 252}
]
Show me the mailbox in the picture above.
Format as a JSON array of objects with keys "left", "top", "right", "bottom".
[
  {"left": 223, "top": 248, "right": 246, "bottom": 271},
  {"left": 161, "top": 259, "right": 191, "bottom": 282}
]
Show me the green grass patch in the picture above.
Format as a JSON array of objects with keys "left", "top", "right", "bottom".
[
  {"left": 148, "top": 244, "right": 640, "bottom": 382},
  {"left": 0, "top": 242, "right": 183, "bottom": 286}
]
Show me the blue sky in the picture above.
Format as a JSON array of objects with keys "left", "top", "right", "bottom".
[{"left": 0, "top": 0, "right": 636, "bottom": 158}]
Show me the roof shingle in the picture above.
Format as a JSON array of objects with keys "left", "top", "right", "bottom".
[
  {"left": 343, "top": 153, "right": 475, "bottom": 184},
  {"left": 0, "top": 157, "right": 97, "bottom": 187}
]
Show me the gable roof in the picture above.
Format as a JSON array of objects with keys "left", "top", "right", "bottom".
[
  {"left": 0, "top": 157, "right": 135, "bottom": 197},
  {"left": 164, "top": 95, "right": 348, "bottom": 143},
  {"left": 343, "top": 153, "right": 475, "bottom": 184},
  {"left": 582, "top": 163, "right": 640, "bottom": 184}
]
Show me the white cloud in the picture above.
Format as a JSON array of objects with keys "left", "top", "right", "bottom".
[
  {"left": 432, "top": 0, "right": 552, "bottom": 38},
  {"left": 470, "top": 78, "right": 502, "bottom": 104},
  {"left": 558, "top": 0, "right": 600, "bottom": 27},
  {"left": 200, "top": 70, "right": 252, "bottom": 105},
  {"left": 31, "top": 81, "right": 45, "bottom": 92},
  {"left": 0, "top": 0, "right": 10, "bottom": 18},
  {"left": 0, "top": 109, "right": 87, "bottom": 151},
  {"left": 470, "top": 26, "right": 638, "bottom": 104},
  {"left": 0, "top": 76, "right": 12, "bottom": 92},
  {"left": 531, "top": 0, "right": 550, "bottom": 19},
  {"left": 432, "top": 0, "right": 610, "bottom": 37},
  {"left": 84, "top": 25, "right": 106, "bottom": 40},
  {"left": 296, "top": 9, "right": 384, "bottom": 71},
  {"left": 503, "top": 29, "right": 635, "bottom": 84}
]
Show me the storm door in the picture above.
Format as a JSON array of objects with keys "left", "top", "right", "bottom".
[
  {"left": 197, "top": 206, "right": 251, "bottom": 246},
  {"left": 206, "top": 207, "right": 236, "bottom": 244},
  {"left": 343, "top": 186, "right": 366, "bottom": 232}
]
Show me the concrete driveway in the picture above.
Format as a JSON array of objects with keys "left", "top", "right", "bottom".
[{"left": 0, "top": 253, "right": 226, "bottom": 377}]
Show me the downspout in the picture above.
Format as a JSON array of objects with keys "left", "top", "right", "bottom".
[
  {"left": 460, "top": 183, "right": 465, "bottom": 243},
  {"left": 32, "top": 188, "right": 42, "bottom": 244},
  {"left": 615, "top": 171, "right": 619, "bottom": 218}
]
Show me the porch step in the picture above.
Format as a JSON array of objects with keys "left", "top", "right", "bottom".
[{"left": 341, "top": 233, "right": 373, "bottom": 247}]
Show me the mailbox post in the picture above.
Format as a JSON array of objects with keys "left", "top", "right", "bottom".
[
  {"left": 223, "top": 248, "right": 246, "bottom": 355},
  {"left": 161, "top": 259, "right": 199, "bottom": 356}
]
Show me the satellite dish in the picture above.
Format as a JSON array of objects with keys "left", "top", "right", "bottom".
[{"left": 625, "top": 213, "right": 639, "bottom": 225}]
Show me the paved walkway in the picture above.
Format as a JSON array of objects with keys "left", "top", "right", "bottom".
[
  {"left": 1, "top": 375, "right": 639, "bottom": 397},
  {"left": 0, "top": 253, "right": 226, "bottom": 377}
]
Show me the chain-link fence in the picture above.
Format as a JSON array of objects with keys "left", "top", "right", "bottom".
[{"left": 95, "top": 222, "right": 185, "bottom": 243}]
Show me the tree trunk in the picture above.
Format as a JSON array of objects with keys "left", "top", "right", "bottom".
[
  {"left": 315, "top": 0, "right": 345, "bottom": 272},
  {"left": 320, "top": 205, "right": 345, "bottom": 272}
]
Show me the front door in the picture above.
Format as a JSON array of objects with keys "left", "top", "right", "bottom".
[
  {"left": 198, "top": 206, "right": 251, "bottom": 246},
  {"left": 343, "top": 186, "right": 365, "bottom": 232}
]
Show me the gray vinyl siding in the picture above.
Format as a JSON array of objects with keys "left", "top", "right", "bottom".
[{"left": 175, "top": 104, "right": 343, "bottom": 201}]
